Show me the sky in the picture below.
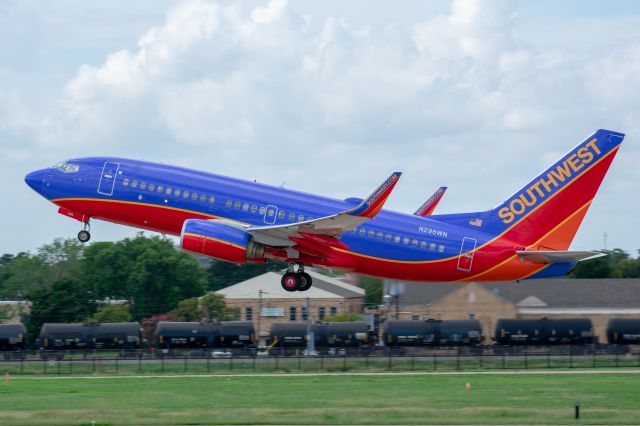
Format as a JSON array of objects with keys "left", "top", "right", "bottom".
[{"left": 1, "top": 0, "right": 639, "bottom": 256}]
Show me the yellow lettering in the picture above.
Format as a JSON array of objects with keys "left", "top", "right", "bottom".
[
  {"left": 510, "top": 198, "right": 526, "bottom": 215},
  {"left": 539, "top": 174, "right": 558, "bottom": 192},
  {"left": 520, "top": 189, "right": 537, "bottom": 207},
  {"left": 577, "top": 146, "right": 594, "bottom": 164},
  {"left": 549, "top": 161, "right": 572, "bottom": 183},
  {"left": 530, "top": 181, "right": 545, "bottom": 198},
  {"left": 585, "top": 138, "right": 601, "bottom": 155},
  {"left": 499, "top": 207, "right": 515, "bottom": 224},
  {"left": 566, "top": 153, "right": 583, "bottom": 173}
]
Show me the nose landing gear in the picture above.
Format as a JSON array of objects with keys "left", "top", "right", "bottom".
[
  {"left": 280, "top": 264, "right": 313, "bottom": 292},
  {"left": 77, "top": 220, "right": 91, "bottom": 243}
]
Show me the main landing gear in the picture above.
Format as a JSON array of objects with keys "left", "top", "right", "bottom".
[
  {"left": 77, "top": 219, "right": 91, "bottom": 243},
  {"left": 280, "top": 264, "right": 312, "bottom": 292}
]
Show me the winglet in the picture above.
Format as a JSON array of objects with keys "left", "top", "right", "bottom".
[
  {"left": 414, "top": 186, "right": 447, "bottom": 216},
  {"left": 347, "top": 172, "right": 402, "bottom": 218}
]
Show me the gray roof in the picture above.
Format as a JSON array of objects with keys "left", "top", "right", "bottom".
[
  {"left": 215, "top": 270, "right": 365, "bottom": 300},
  {"left": 396, "top": 278, "right": 640, "bottom": 309}
]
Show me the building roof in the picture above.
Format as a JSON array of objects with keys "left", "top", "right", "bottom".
[
  {"left": 396, "top": 279, "right": 640, "bottom": 310},
  {"left": 215, "top": 270, "right": 365, "bottom": 300}
]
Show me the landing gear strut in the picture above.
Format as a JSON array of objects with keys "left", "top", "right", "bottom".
[
  {"left": 77, "top": 219, "right": 91, "bottom": 243},
  {"left": 280, "top": 264, "right": 313, "bottom": 292}
]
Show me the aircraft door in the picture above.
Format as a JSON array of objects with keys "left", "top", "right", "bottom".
[
  {"left": 457, "top": 237, "right": 477, "bottom": 272},
  {"left": 97, "top": 162, "right": 120, "bottom": 196},
  {"left": 264, "top": 205, "right": 278, "bottom": 225}
]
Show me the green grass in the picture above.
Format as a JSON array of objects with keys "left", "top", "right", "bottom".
[{"left": 0, "top": 373, "right": 639, "bottom": 425}]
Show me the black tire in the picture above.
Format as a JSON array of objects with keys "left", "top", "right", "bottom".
[
  {"left": 297, "top": 272, "right": 313, "bottom": 291},
  {"left": 281, "top": 272, "right": 299, "bottom": 292},
  {"left": 78, "top": 230, "right": 91, "bottom": 243}
]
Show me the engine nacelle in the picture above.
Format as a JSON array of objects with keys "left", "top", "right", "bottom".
[{"left": 180, "top": 219, "right": 265, "bottom": 263}]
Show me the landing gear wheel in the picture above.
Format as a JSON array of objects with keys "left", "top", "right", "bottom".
[
  {"left": 281, "top": 272, "right": 300, "bottom": 292},
  {"left": 297, "top": 272, "right": 313, "bottom": 291},
  {"left": 77, "top": 230, "right": 91, "bottom": 243}
]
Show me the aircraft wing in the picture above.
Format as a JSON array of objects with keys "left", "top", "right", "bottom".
[
  {"left": 515, "top": 250, "right": 606, "bottom": 264},
  {"left": 414, "top": 186, "right": 447, "bottom": 216},
  {"left": 246, "top": 172, "right": 401, "bottom": 248}
]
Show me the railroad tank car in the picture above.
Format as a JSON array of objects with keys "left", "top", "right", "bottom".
[
  {"left": 607, "top": 318, "right": 640, "bottom": 345},
  {"left": 494, "top": 318, "right": 594, "bottom": 345},
  {"left": 215, "top": 321, "right": 255, "bottom": 347},
  {"left": 39, "top": 322, "right": 142, "bottom": 350},
  {"left": 0, "top": 323, "right": 28, "bottom": 351},
  {"left": 155, "top": 322, "right": 219, "bottom": 349},
  {"left": 271, "top": 322, "right": 370, "bottom": 347},
  {"left": 383, "top": 319, "right": 482, "bottom": 346}
]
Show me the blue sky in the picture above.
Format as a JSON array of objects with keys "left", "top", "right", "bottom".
[{"left": 2, "top": 0, "right": 639, "bottom": 256}]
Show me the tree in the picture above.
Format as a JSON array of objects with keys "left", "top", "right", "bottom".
[
  {"left": 170, "top": 294, "right": 229, "bottom": 322},
  {"left": 87, "top": 304, "right": 132, "bottom": 323},
  {"left": 24, "top": 277, "right": 97, "bottom": 337},
  {"left": 323, "top": 312, "right": 363, "bottom": 322},
  {"left": 206, "top": 260, "right": 286, "bottom": 292},
  {"left": 570, "top": 249, "right": 631, "bottom": 278},
  {"left": 358, "top": 276, "right": 383, "bottom": 306}
]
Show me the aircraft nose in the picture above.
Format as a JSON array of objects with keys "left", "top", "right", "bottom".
[{"left": 25, "top": 169, "right": 46, "bottom": 193}]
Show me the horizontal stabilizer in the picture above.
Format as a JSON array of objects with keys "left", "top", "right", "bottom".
[{"left": 516, "top": 250, "right": 606, "bottom": 264}]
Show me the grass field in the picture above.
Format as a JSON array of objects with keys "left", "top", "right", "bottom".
[{"left": 0, "top": 373, "right": 639, "bottom": 425}]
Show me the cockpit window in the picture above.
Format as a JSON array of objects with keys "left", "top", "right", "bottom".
[{"left": 52, "top": 162, "right": 80, "bottom": 173}]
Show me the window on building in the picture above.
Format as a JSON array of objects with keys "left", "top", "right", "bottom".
[
  {"left": 246, "top": 307, "right": 253, "bottom": 321},
  {"left": 319, "top": 307, "right": 326, "bottom": 320},
  {"left": 289, "top": 306, "right": 297, "bottom": 321},
  {"left": 330, "top": 307, "right": 337, "bottom": 316},
  {"left": 412, "top": 314, "right": 420, "bottom": 321},
  {"left": 301, "top": 306, "right": 308, "bottom": 321}
]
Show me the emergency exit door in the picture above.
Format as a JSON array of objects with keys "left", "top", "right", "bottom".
[{"left": 457, "top": 237, "right": 477, "bottom": 272}]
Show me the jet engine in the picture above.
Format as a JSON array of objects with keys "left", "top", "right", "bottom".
[{"left": 180, "top": 219, "right": 265, "bottom": 263}]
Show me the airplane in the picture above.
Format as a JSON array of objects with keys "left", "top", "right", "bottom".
[
  {"left": 414, "top": 187, "right": 447, "bottom": 216},
  {"left": 25, "top": 129, "right": 624, "bottom": 292}
]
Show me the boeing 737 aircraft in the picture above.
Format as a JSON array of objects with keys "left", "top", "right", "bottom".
[{"left": 25, "top": 129, "right": 624, "bottom": 291}]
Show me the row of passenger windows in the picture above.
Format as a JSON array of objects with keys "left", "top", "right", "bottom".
[
  {"left": 121, "top": 178, "right": 443, "bottom": 252},
  {"left": 122, "top": 178, "right": 215, "bottom": 204},
  {"left": 352, "top": 227, "right": 445, "bottom": 252}
]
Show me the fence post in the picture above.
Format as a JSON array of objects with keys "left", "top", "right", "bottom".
[
  {"left": 502, "top": 353, "right": 505, "bottom": 369},
  {"left": 184, "top": 356, "right": 188, "bottom": 373},
  {"left": 44, "top": 359, "right": 47, "bottom": 375},
  {"left": 343, "top": 356, "right": 347, "bottom": 371},
  {"left": 253, "top": 355, "right": 256, "bottom": 372},
  {"left": 161, "top": 355, "right": 164, "bottom": 373},
  {"left": 298, "top": 354, "right": 302, "bottom": 371},
  {"left": 433, "top": 353, "right": 437, "bottom": 371},
  {"left": 524, "top": 353, "right": 528, "bottom": 370},
  {"left": 569, "top": 352, "right": 573, "bottom": 369},
  {"left": 275, "top": 355, "right": 279, "bottom": 371},
  {"left": 138, "top": 355, "right": 142, "bottom": 373},
  {"left": 20, "top": 357, "right": 24, "bottom": 374},
  {"left": 69, "top": 359, "right": 73, "bottom": 375},
  {"left": 479, "top": 352, "right": 483, "bottom": 369},
  {"left": 115, "top": 357, "right": 119, "bottom": 374},
  {"left": 365, "top": 354, "right": 369, "bottom": 370},
  {"left": 411, "top": 355, "right": 415, "bottom": 371},
  {"left": 456, "top": 354, "right": 460, "bottom": 371},
  {"left": 593, "top": 351, "right": 596, "bottom": 368},
  {"left": 547, "top": 352, "right": 550, "bottom": 369},
  {"left": 320, "top": 354, "right": 323, "bottom": 371}
]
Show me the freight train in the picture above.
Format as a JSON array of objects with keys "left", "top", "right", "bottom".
[{"left": 0, "top": 317, "right": 639, "bottom": 354}]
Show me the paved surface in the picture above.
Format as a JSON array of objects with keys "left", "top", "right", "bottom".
[{"left": 12, "top": 369, "right": 640, "bottom": 380}]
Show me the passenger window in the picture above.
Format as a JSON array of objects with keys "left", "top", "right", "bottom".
[
  {"left": 123, "top": 178, "right": 129, "bottom": 186},
  {"left": 298, "top": 214, "right": 304, "bottom": 222},
  {"left": 200, "top": 194, "right": 206, "bottom": 202},
  {"left": 148, "top": 184, "right": 155, "bottom": 191},
  {"left": 192, "top": 193, "right": 198, "bottom": 201},
  {"left": 278, "top": 211, "right": 285, "bottom": 219},
  {"left": 226, "top": 200, "right": 232, "bottom": 208},
  {"left": 430, "top": 243, "right": 436, "bottom": 251},
  {"left": 174, "top": 189, "right": 181, "bottom": 197},
  {"left": 403, "top": 237, "right": 409, "bottom": 245},
  {"left": 234, "top": 201, "right": 241, "bottom": 209},
  {"left": 394, "top": 236, "right": 400, "bottom": 243},
  {"left": 251, "top": 205, "right": 257, "bottom": 213},
  {"left": 157, "top": 185, "right": 164, "bottom": 193},
  {"left": 242, "top": 202, "right": 249, "bottom": 211},
  {"left": 420, "top": 241, "right": 427, "bottom": 249},
  {"left": 131, "top": 180, "right": 138, "bottom": 188},
  {"left": 307, "top": 217, "right": 313, "bottom": 221},
  {"left": 267, "top": 207, "right": 275, "bottom": 217},
  {"left": 411, "top": 239, "right": 418, "bottom": 247},
  {"left": 209, "top": 196, "right": 215, "bottom": 204},
  {"left": 288, "top": 212, "right": 295, "bottom": 221},
  {"left": 386, "top": 233, "right": 392, "bottom": 241},
  {"left": 359, "top": 228, "right": 366, "bottom": 236},
  {"left": 377, "top": 231, "right": 383, "bottom": 239},
  {"left": 140, "top": 182, "right": 146, "bottom": 190},
  {"left": 368, "top": 230, "right": 374, "bottom": 238},
  {"left": 259, "top": 206, "right": 266, "bottom": 214},
  {"left": 183, "top": 191, "right": 189, "bottom": 199},
  {"left": 165, "top": 187, "right": 172, "bottom": 195},
  {"left": 438, "top": 244, "right": 444, "bottom": 253}
]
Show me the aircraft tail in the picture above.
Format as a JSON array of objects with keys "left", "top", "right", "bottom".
[{"left": 482, "top": 129, "right": 624, "bottom": 250}]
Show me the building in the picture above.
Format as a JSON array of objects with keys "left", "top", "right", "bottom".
[
  {"left": 389, "top": 279, "right": 640, "bottom": 343},
  {"left": 215, "top": 270, "right": 365, "bottom": 344}
]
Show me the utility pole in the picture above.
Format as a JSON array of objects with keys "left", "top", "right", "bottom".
[
  {"left": 305, "top": 297, "right": 315, "bottom": 355},
  {"left": 257, "top": 290, "right": 263, "bottom": 347}
]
